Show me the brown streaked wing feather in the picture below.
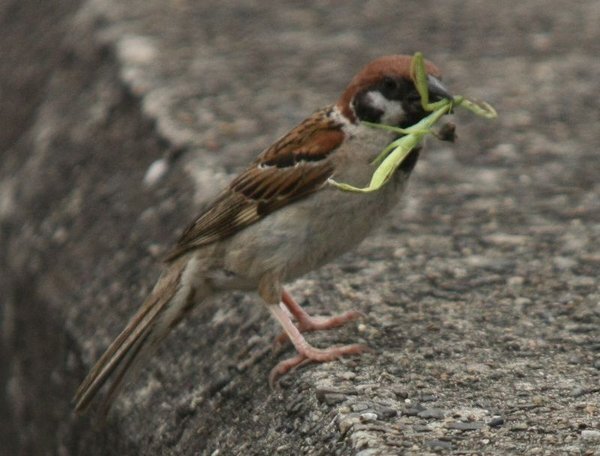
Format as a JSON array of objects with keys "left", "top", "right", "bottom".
[
  {"left": 259, "top": 109, "right": 344, "bottom": 167},
  {"left": 164, "top": 107, "right": 343, "bottom": 262}
]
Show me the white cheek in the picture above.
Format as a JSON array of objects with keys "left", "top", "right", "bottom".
[{"left": 367, "top": 91, "right": 406, "bottom": 125}]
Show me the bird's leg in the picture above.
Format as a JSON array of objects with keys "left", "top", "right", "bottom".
[
  {"left": 268, "top": 303, "right": 368, "bottom": 387},
  {"left": 274, "top": 289, "right": 364, "bottom": 346},
  {"left": 258, "top": 273, "right": 367, "bottom": 386},
  {"left": 282, "top": 289, "right": 364, "bottom": 331}
]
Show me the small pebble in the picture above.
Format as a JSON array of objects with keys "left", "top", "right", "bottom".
[
  {"left": 447, "top": 422, "right": 484, "bottom": 431},
  {"left": 571, "top": 387, "right": 588, "bottom": 397},
  {"left": 488, "top": 416, "right": 505, "bottom": 427},
  {"left": 321, "top": 393, "right": 346, "bottom": 405},
  {"left": 425, "top": 439, "right": 453, "bottom": 450},
  {"left": 315, "top": 387, "right": 355, "bottom": 404},
  {"left": 143, "top": 158, "right": 169, "bottom": 186},
  {"left": 510, "top": 422, "right": 528, "bottom": 431},
  {"left": 403, "top": 404, "right": 425, "bottom": 417},
  {"left": 581, "top": 430, "right": 600, "bottom": 441},
  {"left": 352, "top": 403, "right": 369, "bottom": 412},
  {"left": 360, "top": 412, "right": 378, "bottom": 422},
  {"left": 373, "top": 405, "right": 398, "bottom": 419},
  {"left": 507, "top": 276, "right": 524, "bottom": 287},
  {"left": 414, "top": 424, "right": 432, "bottom": 433},
  {"left": 490, "top": 143, "right": 518, "bottom": 159},
  {"left": 418, "top": 408, "right": 445, "bottom": 419},
  {"left": 567, "top": 355, "right": 582, "bottom": 365},
  {"left": 338, "top": 416, "right": 360, "bottom": 435},
  {"left": 117, "top": 35, "right": 157, "bottom": 64},
  {"left": 391, "top": 386, "right": 409, "bottom": 399}
]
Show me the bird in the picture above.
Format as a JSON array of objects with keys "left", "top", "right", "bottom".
[{"left": 74, "top": 54, "right": 452, "bottom": 415}]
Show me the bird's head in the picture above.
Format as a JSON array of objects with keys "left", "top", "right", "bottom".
[{"left": 337, "top": 55, "right": 452, "bottom": 128}]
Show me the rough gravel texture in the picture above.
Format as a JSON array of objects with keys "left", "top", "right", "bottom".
[{"left": 1, "top": 0, "right": 599, "bottom": 454}]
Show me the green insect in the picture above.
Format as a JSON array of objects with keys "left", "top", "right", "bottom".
[{"left": 328, "top": 52, "right": 497, "bottom": 193}]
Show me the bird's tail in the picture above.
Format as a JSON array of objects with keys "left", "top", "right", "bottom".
[{"left": 74, "top": 260, "right": 198, "bottom": 416}]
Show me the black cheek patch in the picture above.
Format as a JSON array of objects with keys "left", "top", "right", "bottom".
[{"left": 353, "top": 91, "right": 383, "bottom": 123}]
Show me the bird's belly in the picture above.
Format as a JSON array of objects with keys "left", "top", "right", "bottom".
[{"left": 220, "top": 171, "right": 409, "bottom": 288}]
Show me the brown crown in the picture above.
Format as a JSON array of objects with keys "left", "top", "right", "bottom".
[{"left": 337, "top": 55, "right": 442, "bottom": 122}]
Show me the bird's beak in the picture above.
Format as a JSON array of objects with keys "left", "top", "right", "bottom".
[{"left": 427, "top": 75, "right": 453, "bottom": 101}]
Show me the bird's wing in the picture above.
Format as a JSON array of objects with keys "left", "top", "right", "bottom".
[{"left": 164, "top": 107, "right": 344, "bottom": 261}]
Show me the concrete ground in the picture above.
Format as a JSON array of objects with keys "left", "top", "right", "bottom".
[{"left": 1, "top": 0, "right": 598, "bottom": 454}]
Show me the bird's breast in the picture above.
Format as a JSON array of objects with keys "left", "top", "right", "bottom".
[
  {"left": 221, "top": 168, "right": 410, "bottom": 288},
  {"left": 217, "top": 128, "right": 419, "bottom": 289}
]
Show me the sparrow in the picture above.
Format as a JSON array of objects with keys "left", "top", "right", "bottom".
[{"left": 74, "top": 54, "right": 452, "bottom": 415}]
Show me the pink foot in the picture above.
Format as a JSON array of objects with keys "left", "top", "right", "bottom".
[
  {"left": 268, "top": 297, "right": 370, "bottom": 387},
  {"left": 269, "top": 343, "right": 369, "bottom": 387},
  {"left": 273, "top": 290, "right": 365, "bottom": 347},
  {"left": 296, "top": 309, "right": 365, "bottom": 332}
]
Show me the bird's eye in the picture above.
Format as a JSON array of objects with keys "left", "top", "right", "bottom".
[{"left": 381, "top": 77, "right": 401, "bottom": 98}]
